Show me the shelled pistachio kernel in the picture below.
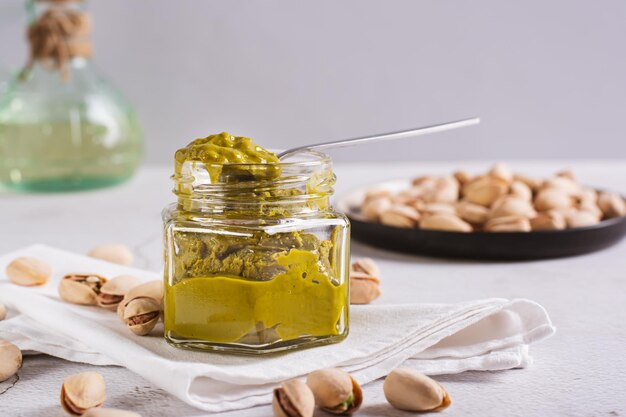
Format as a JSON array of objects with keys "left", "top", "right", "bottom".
[
  {"left": 61, "top": 372, "right": 107, "bottom": 416},
  {"left": 272, "top": 379, "right": 315, "bottom": 417},
  {"left": 0, "top": 340, "right": 22, "bottom": 382},
  {"left": 384, "top": 368, "right": 450, "bottom": 412},
  {"left": 88, "top": 244, "right": 133, "bottom": 266},
  {"left": 6, "top": 256, "right": 52, "bottom": 286},
  {"left": 307, "top": 368, "right": 362, "bottom": 415}
]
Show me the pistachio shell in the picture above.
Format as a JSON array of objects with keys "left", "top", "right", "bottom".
[
  {"left": 0, "top": 302, "right": 6, "bottom": 321},
  {"left": 412, "top": 176, "right": 436, "bottom": 187},
  {"left": 361, "top": 197, "right": 392, "bottom": 222},
  {"left": 510, "top": 180, "right": 533, "bottom": 201},
  {"left": 598, "top": 192, "right": 626, "bottom": 218},
  {"left": 97, "top": 275, "right": 141, "bottom": 310},
  {"left": 59, "top": 274, "right": 108, "bottom": 306},
  {"left": 117, "top": 280, "right": 164, "bottom": 320},
  {"left": 123, "top": 297, "right": 161, "bottom": 336},
  {"left": 579, "top": 187, "right": 598, "bottom": 202},
  {"left": 350, "top": 258, "right": 380, "bottom": 277},
  {"left": 556, "top": 169, "right": 576, "bottom": 181},
  {"left": 456, "top": 201, "right": 489, "bottom": 224},
  {"left": 349, "top": 276, "right": 381, "bottom": 304},
  {"left": 489, "top": 197, "right": 537, "bottom": 219},
  {"left": 485, "top": 215, "right": 531, "bottom": 232},
  {"left": 380, "top": 205, "right": 420, "bottom": 228},
  {"left": 393, "top": 188, "right": 426, "bottom": 205},
  {"left": 513, "top": 174, "right": 543, "bottom": 192},
  {"left": 6, "top": 256, "right": 52, "bottom": 286},
  {"left": 88, "top": 244, "right": 133, "bottom": 265},
  {"left": 61, "top": 372, "right": 106, "bottom": 415},
  {"left": 423, "top": 177, "right": 459, "bottom": 204},
  {"left": 420, "top": 213, "right": 472, "bottom": 232},
  {"left": 530, "top": 211, "right": 566, "bottom": 231},
  {"left": 416, "top": 202, "right": 456, "bottom": 216},
  {"left": 578, "top": 200, "right": 602, "bottom": 220},
  {"left": 453, "top": 170, "right": 472, "bottom": 186},
  {"left": 534, "top": 188, "right": 573, "bottom": 211},
  {"left": 543, "top": 176, "right": 581, "bottom": 197},
  {"left": 383, "top": 369, "right": 450, "bottom": 412},
  {"left": 0, "top": 340, "right": 22, "bottom": 382},
  {"left": 363, "top": 187, "right": 391, "bottom": 203},
  {"left": 463, "top": 176, "right": 508, "bottom": 207},
  {"left": 83, "top": 409, "right": 141, "bottom": 417},
  {"left": 307, "top": 369, "right": 362, "bottom": 414},
  {"left": 566, "top": 210, "right": 600, "bottom": 228},
  {"left": 488, "top": 162, "right": 513, "bottom": 184},
  {"left": 272, "top": 379, "right": 315, "bottom": 417}
]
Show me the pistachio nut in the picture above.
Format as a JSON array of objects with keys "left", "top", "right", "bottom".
[
  {"left": 307, "top": 368, "right": 363, "bottom": 415},
  {"left": 556, "top": 169, "right": 576, "bottom": 181},
  {"left": 513, "top": 173, "right": 543, "bottom": 192},
  {"left": 423, "top": 177, "right": 459, "bottom": 204},
  {"left": 97, "top": 275, "right": 141, "bottom": 310},
  {"left": 488, "top": 162, "right": 513, "bottom": 184},
  {"left": 566, "top": 210, "right": 600, "bottom": 228},
  {"left": 484, "top": 215, "right": 531, "bottom": 232},
  {"left": 383, "top": 368, "right": 450, "bottom": 412},
  {"left": 455, "top": 201, "right": 489, "bottom": 225},
  {"left": 453, "top": 170, "right": 472, "bottom": 187},
  {"left": 534, "top": 188, "right": 573, "bottom": 211},
  {"left": 83, "top": 409, "right": 141, "bottom": 417},
  {"left": 510, "top": 180, "right": 533, "bottom": 201},
  {"left": 578, "top": 199, "right": 602, "bottom": 220},
  {"left": 361, "top": 196, "right": 392, "bottom": 222},
  {"left": 462, "top": 176, "right": 508, "bottom": 207},
  {"left": 123, "top": 297, "right": 161, "bottom": 336},
  {"left": 6, "top": 256, "right": 52, "bottom": 286},
  {"left": 416, "top": 202, "right": 456, "bottom": 216},
  {"left": 579, "top": 187, "right": 598, "bottom": 203},
  {"left": 61, "top": 372, "right": 106, "bottom": 415},
  {"left": 88, "top": 244, "right": 134, "bottom": 266},
  {"left": 350, "top": 257, "right": 380, "bottom": 278},
  {"left": 272, "top": 379, "right": 315, "bottom": 417},
  {"left": 420, "top": 213, "right": 472, "bottom": 232},
  {"left": 380, "top": 205, "right": 420, "bottom": 228},
  {"left": 489, "top": 196, "right": 536, "bottom": 219},
  {"left": 363, "top": 187, "right": 391, "bottom": 203},
  {"left": 0, "top": 340, "right": 22, "bottom": 382},
  {"left": 542, "top": 176, "right": 582, "bottom": 197},
  {"left": 392, "top": 188, "right": 426, "bottom": 205},
  {"left": 350, "top": 273, "right": 381, "bottom": 305},
  {"left": 597, "top": 192, "right": 626, "bottom": 219},
  {"left": 530, "top": 211, "right": 566, "bottom": 231},
  {"left": 117, "top": 280, "right": 164, "bottom": 320},
  {"left": 0, "top": 302, "right": 6, "bottom": 321},
  {"left": 411, "top": 175, "right": 436, "bottom": 187},
  {"left": 59, "top": 274, "right": 108, "bottom": 306}
]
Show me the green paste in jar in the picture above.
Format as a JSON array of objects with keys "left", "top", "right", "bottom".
[{"left": 165, "top": 133, "right": 347, "bottom": 345}]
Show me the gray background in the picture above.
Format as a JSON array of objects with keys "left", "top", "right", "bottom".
[{"left": 1, "top": 0, "right": 625, "bottom": 164}]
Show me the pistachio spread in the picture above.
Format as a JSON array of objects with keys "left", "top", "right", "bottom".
[{"left": 164, "top": 133, "right": 348, "bottom": 349}]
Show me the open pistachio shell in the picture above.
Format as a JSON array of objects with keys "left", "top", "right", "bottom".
[
  {"left": 384, "top": 368, "right": 450, "bottom": 412},
  {"left": 117, "top": 280, "right": 163, "bottom": 320},
  {"left": 61, "top": 372, "right": 106, "bottom": 415},
  {"left": 97, "top": 275, "right": 140, "bottom": 310},
  {"left": 0, "top": 340, "right": 22, "bottom": 382},
  {"left": 6, "top": 256, "right": 52, "bottom": 286},
  {"left": 307, "top": 368, "right": 362, "bottom": 415},
  {"left": 88, "top": 244, "right": 133, "bottom": 265},
  {"left": 350, "top": 257, "right": 379, "bottom": 278},
  {"left": 272, "top": 379, "right": 315, "bottom": 417},
  {"left": 59, "top": 274, "right": 108, "bottom": 305},
  {"left": 123, "top": 297, "right": 161, "bottom": 336}
]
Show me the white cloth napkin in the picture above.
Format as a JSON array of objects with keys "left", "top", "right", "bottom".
[{"left": 0, "top": 245, "right": 555, "bottom": 413}]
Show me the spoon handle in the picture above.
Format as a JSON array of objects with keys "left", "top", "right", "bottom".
[{"left": 277, "top": 117, "right": 480, "bottom": 159}]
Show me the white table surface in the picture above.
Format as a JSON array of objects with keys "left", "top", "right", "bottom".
[{"left": 1, "top": 161, "right": 626, "bottom": 417}]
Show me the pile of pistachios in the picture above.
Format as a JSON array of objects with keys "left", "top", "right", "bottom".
[
  {"left": 360, "top": 163, "right": 626, "bottom": 232},
  {"left": 273, "top": 367, "right": 450, "bottom": 416}
]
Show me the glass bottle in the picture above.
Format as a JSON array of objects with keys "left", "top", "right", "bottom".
[
  {"left": 0, "top": 0, "right": 142, "bottom": 192},
  {"left": 162, "top": 150, "right": 351, "bottom": 354}
]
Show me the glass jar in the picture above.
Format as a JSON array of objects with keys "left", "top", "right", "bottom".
[
  {"left": 0, "top": 0, "right": 142, "bottom": 192},
  {"left": 162, "top": 151, "right": 350, "bottom": 354}
]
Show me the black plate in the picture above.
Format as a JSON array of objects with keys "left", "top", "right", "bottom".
[{"left": 338, "top": 181, "right": 626, "bottom": 260}]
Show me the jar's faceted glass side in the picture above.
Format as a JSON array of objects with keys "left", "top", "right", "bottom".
[{"left": 162, "top": 153, "right": 351, "bottom": 354}]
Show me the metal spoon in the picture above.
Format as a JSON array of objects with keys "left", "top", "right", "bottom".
[{"left": 277, "top": 117, "right": 480, "bottom": 159}]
